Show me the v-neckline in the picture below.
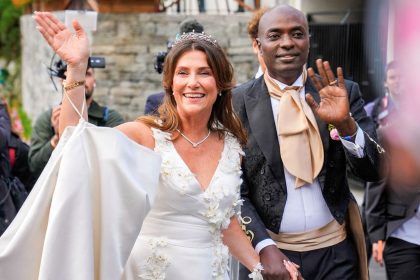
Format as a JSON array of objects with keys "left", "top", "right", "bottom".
[{"left": 170, "top": 135, "right": 226, "bottom": 193}]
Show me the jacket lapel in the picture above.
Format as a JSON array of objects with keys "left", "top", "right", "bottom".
[
  {"left": 305, "top": 78, "right": 329, "bottom": 185},
  {"left": 244, "top": 77, "right": 286, "bottom": 188},
  {"left": 242, "top": 77, "right": 329, "bottom": 189}
]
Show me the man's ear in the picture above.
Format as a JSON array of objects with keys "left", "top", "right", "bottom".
[
  {"left": 252, "top": 40, "right": 259, "bottom": 55},
  {"left": 256, "top": 38, "right": 263, "bottom": 55}
]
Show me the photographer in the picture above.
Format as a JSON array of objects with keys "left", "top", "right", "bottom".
[
  {"left": 29, "top": 60, "right": 124, "bottom": 177},
  {"left": 1, "top": 102, "right": 35, "bottom": 235},
  {"left": 144, "top": 18, "right": 204, "bottom": 115}
]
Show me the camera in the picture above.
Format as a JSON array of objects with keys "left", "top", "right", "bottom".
[
  {"left": 154, "top": 51, "right": 167, "bottom": 74},
  {"left": 89, "top": 57, "right": 106, "bottom": 69},
  {"left": 154, "top": 40, "right": 173, "bottom": 74},
  {"left": 153, "top": 19, "right": 204, "bottom": 75},
  {"left": 48, "top": 55, "right": 106, "bottom": 91},
  {"left": 49, "top": 56, "right": 106, "bottom": 80}
]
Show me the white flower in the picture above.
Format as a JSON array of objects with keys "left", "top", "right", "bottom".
[{"left": 140, "top": 237, "right": 170, "bottom": 280}]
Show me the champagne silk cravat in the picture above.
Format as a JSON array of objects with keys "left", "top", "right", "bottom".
[{"left": 264, "top": 71, "right": 324, "bottom": 188}]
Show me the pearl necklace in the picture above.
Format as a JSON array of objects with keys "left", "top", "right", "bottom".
[{"left": 176, "top": 129, "right": 211, "bottom": 148}]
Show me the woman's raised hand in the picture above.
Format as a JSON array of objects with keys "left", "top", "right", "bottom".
[
  {"left": 34, "top": 12, "right": 90, "bottom": 133},
  {"left": 33, "top": 12, "right": 90, "bottom": 71}
]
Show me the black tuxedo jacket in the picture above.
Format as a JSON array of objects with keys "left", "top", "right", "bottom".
[
  {"left": 366, "top": 176, "right": 420, "bottom": 243},
  {"left": 233, "top": 76, "right": 381, "bottom": 247},
  {"left": 144, "top": 92, "right": 164, "bottom": 115}
]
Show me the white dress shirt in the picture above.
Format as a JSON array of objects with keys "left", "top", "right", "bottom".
[
  {"left": 255, "top": 66, "right": 264, "bottom": 79},
  {"left": 255, "top": 74, "right": 366, "bottom": 253},
  {"left": 390, "top": 204, "right": 420, "bottom": 246}
]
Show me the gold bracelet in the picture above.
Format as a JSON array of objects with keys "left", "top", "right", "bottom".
[{"left": 64, "top": 80, "right": 85, "bottom": 92}]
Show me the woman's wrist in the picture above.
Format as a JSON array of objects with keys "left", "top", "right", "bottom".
[
  {"left": 63, "top": 80, "right": 85, "bottom": 92},
  {"left": 248, "top": 262, "right": 264, "bottom": 280},
  {"left": 65, "top": 63, "right": 88, "bottom": 81}
]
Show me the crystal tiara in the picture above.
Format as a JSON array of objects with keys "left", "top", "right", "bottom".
[{"left": 172, "top": 31, "right": 218, "bottom": 48}]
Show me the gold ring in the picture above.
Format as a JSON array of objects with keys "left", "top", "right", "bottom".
[{"left": 329, "top": 80, "right": 338, "bottom": 86}]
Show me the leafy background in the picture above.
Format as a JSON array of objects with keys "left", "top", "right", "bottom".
[{"left": 0, "top": 0, "right": 31, "bottom": 140}]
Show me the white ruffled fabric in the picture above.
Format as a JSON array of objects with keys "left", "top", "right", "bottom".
[
  {"left": 248, "top": 263, "right": 264, "bottom": 280},
  {"left": 0, "top": 120, "right": 161, "bottom": 280},
  {"left": 122, "top": 128, "right": 244, "bottom": 280}
]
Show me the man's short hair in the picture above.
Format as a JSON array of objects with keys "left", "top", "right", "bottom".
[
  {"left": 385, "top": 61, "right": 399, "bottom": 74},
  {"left": 179, "top": 18, "right": 204, "bottom": 34}
]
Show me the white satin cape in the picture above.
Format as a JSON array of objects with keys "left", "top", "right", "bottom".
[{"left": 0, "top": 120, "right": 161, "bottom": 280}]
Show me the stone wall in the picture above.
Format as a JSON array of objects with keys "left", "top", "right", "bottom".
[{"left": 20, "top": 13, "right": 256, "bottom": 122}]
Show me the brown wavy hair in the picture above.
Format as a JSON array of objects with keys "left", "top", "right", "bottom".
[
  {"left": 247, "top": 7, "right": 269, "bottom": 40},
  {"left": 138, "top": 35, "right": 247, "bottom": 145}
]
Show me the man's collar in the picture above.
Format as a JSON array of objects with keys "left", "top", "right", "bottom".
[
  {"left": 268, "top": 72, "right": 305, "bottom": 90},
  {"left": 87, "top": 100, "right": 103, "bottom": 119}
]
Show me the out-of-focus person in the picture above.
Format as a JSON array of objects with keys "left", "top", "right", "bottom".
[
  {"left": 364, "top": 61, "right": 401, "bottom": 129},
  {"left": 361, "top": 61, "right": 401, "bottom": 263},
  {"left": 365, "top": 60, "right": 419, "bottom": 280},
  {"left": 385, "top": 0, "right": 420, "bottom": 188},
  {"left": 246, "top": 7, "right": 268, "bottom": 79},
  {"left": 0, "top": 101, "right": 35, "bottom": 235},
  {"left": 366, "top": 173, "right": 420, "bottom": 279},
  {"left": 29, "top": 61, "right": 124, "bottom": 177}
]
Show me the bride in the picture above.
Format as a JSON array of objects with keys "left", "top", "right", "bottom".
[{"left": 1, "top": 12, "right": 299, "bottom": 280}]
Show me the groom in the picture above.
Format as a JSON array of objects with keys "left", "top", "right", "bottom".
[{"left": 233, "top": 5, "right": 382, "bottom": 280}]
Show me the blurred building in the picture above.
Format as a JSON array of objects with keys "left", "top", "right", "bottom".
[
  {"left": 166, "top": 0, "right": 388, "bottom": 102},
  {"left": 20, "top": 0, "right": 390, "bottom": 121}
]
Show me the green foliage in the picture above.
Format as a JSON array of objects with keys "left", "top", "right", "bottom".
[
  {"left": 0, "top": 1, "right": 24, "bottom": 64},
  {"left": 0, "top": 1, "right": 32, "bottom": 139},
  {"left": 18, "top": 104, "right": 32, "bottom": 139}
]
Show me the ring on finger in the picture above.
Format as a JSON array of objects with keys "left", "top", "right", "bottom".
[{"left": 328, "top": 80, "right": 338, "bottom": 86}]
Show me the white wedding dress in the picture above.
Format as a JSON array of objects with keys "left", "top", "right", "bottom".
[
  {"left": 0, "top": 120, "right": 244, "bottom": 280},
  {"left": 122, "top": 128, "right": 244, "bottom": 280},
  {"left": 0, "top": 121, "right": 161, "bottom": 280}
]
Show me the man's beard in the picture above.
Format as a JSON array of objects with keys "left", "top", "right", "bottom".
[{"left": 85, "top": 89, "right": 93, "bottom": 100}]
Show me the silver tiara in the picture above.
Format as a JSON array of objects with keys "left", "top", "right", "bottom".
[{"left": 172, "top": 31, "right": 218, "bottom": 48}]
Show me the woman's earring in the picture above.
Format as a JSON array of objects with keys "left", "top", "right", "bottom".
[{"left": 218, "top": 92, "right": 222, "bottom": 97}]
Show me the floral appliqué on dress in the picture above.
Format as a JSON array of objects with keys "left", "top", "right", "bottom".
[
  {"left": 151, "top": 128, "right": 244, "bottom": 280},
  {"left": 138, "top": 238, "right": 170, "bottom": 280}
]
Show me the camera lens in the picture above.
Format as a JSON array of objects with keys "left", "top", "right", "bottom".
[{"left": 154, "top": 51, "right": 167, "bottom": 74}]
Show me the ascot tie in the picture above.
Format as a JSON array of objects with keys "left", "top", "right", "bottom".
[{"left": 264, "top": 71, "right": 324, "bottom": 188}]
